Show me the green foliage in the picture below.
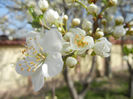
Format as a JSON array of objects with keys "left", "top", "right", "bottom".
[{"left": 123, "top": 46, "right": 133, "bottom": 56}]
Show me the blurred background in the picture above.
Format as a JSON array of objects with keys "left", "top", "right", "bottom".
[{"left": 0, "top": 0, "right": 133, "bottom": 99}]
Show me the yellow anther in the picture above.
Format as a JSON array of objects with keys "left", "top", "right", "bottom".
[
  {"left": 30, "top": 62, "right": 34, "bottom": 65},
  {"left": 33, "top": 50, "right": 37, "bottom": 54},
  {"left": 27, "top": 68, "right": 31, "bottom": 72},
  {"left": 19, "top": 64, "right": 22, "bottom": 66},
  {"left": 21, "top": 68, "right": 24, "bottom": 71},
  {"left": 32, "top": 69, "right": 36, "bottom": 72},
  {"left": 22, "top": 49, "right": 26, "bottom": 54}
]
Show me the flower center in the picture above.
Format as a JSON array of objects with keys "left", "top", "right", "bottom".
[
  {"left": 20, "top": 37, "right": 47, "bottom": 72},
  {"left": 74, "top": 34, "right": 88, "bottom": 48}
]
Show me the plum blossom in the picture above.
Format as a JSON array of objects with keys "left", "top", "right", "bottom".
[
  {"left": 45, "top": 9, "right": 59, "bottom": 25},
  {"left": 38, "top": 0, "right": 49, "bottom": 11},
  {"left": 66, "top": 57, "right": 77, "bottom": 68},
  {"left": 69, "top": 28, "right": 94, "bottom": 54},
  {"left": 113, "top": 25, "right": 126, "bottom": 38},
  {"left": 16, "top": 29, "right": 63, "bottom": 91},
  {"left": 93, "top": 37, "right": 112, "bottom": 57}
]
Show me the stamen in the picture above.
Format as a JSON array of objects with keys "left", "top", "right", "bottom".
[{"left": 21, "top": 68, "right": 24, "bottom": 71}]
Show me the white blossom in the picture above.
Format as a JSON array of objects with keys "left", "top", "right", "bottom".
[
  {"left": 88, "top": 4, "right": 99, "bottom": 15},
  {"left": 113, "top": 25, "right": 126, "bottom": 38},
  {"left": 16, "top": 29, "right": 63, "bottom": 92},
  {"left": 66, "top": 57, "right": 77, "bottom": 68},
  {"left": 45, "top": 9, "right": 59, "bottom": 25},
  {"left": 69, "top": 28, "right": 94, "bottom": 54},
  {"left": 82, "top": 20, "right": 92, "bottom": 31},
  {"left": 93, "top": 37, "right": 112, "bottom": 57},
  {"left": 38, "top": 0, "right": 49, "bottom": 11}
]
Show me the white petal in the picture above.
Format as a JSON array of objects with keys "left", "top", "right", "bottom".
[
  {"left": 45, "top": 52, "right": 63, "bottom": 77},
  {"left": 37, "top": 29, "right": 63, "bottom": 53},
  {"left": 70, "top": 28, "right": 86, "bottom": 36},
  {"left": 84, "top": 36, "right": 94, "bottom": 49},
  {"left": 42, "top": 64, "right": 50, "bottom": 77},
  {"left": 31, "top": 68, "right": 44, "bottom": 92},
  {"left": 16, "top": 57, "right": 39, "bottom": 76}
]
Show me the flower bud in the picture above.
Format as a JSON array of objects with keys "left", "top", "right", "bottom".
[
  {"left": 127, "top": 28, "right": 133, "bottom": 35},
  {"left": 88, "top": 4, "right": 99, "bottom": 15},
  {"left": 72, "top": 18, "right": 81, "bottom": 26},
  {"left": 101, "top": 19, "right": 107, "bottom": 25},
  {"left": 113, "top": 25, "right": 126, "bottom": 38},
  {"left": 82, "top": 20, "right": 92, "bottom": 31},
  {"left": 66, "top": 57, "right": 77, "bottom": 68},
  {"left": 115, "top": 16, "right": 124, "bottom": 25},
  {"left": 63, "top": 15, "right": 68, "bottom": 21},
  {"left": 64, "top": 32, "right": 72, "bottom": 41},
  {"left": 45, "top": 9, "right": 59, "bottom": 25},
  {"left": 38, "top": 0, "right": 49, "bottom": 12},
  {"left": 109, "top": 0, "right": 118, "bottom": 6},
  {"left": 129, "top": 21, "right": 133, "bottom": 26},
  {"left": 96, "top": 29, "right": 104, "bottom": 38}
]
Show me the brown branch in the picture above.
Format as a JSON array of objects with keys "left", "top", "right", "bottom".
[
  {"left": 63, "top": 67, "right": 79, "bottom": 99},
  {"left": 79, "top": 56, "right": 96, "bottom": 98},
  {"left": 127, "top": 60, "right": 132, "bottom": 74}
]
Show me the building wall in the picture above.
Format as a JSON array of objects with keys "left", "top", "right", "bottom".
[{"left": 0, "top": 45, "right": 27, "bottom": 93}]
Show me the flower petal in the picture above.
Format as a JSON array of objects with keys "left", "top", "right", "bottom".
[
  {"left": 45, "top": 52, "right": 63, "bottom": 77},
  {"left": 36, "top": 29, "right": 63, "bottom": 53},
  {"left": 31, "top": 68, "right": 44, "bottom": 92},
  {"left": 42, "top": 64, "right": 50, "bottom": 77},
  {"left": 16, "top": 57, "right": 39, "bottom": 76}
]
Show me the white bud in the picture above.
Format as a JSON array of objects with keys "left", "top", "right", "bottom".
[
  {"left": 115, "top": 16, "right": 124, "bottom": 25},
  {"left": 109, "top": 0, "right": 118, "bottom": 6},
  {"left": 38, "top": 0, "right": 49, "bottom": 12},
  {"left": 96, "top": 30, "right": 104, "bottom": 38},
  {"left": 113, "top": 25, "right": 126, "bottom": 38},
  {"left": 129, "top": 21, "right": 133, "bottom": 26},
  {"left": 66, "top": 57, "right": 77, "bottom": 68},
  {"left": 45, "top": 9, "right": 59, "bottom": 25},
  {"left": 64, "top": 32, "right": 72, "bottom": 41},
  {"left": 63, "top": 15, "right": 68, "bottom": 21},
  {"left": 94, "top": 37, "right": 112, "bottom": 57},
  {"left": 82, "top": 20, "right": 92, "bottom": 31},
  {"left": 72, "top": 18, "right": 81, "bottom": 26},
  {"left": 88, "top": 4, "right": 99, "bottom": 15},
  {"left": 101, "top": 19, "right": 107, "bottom": 25}
]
